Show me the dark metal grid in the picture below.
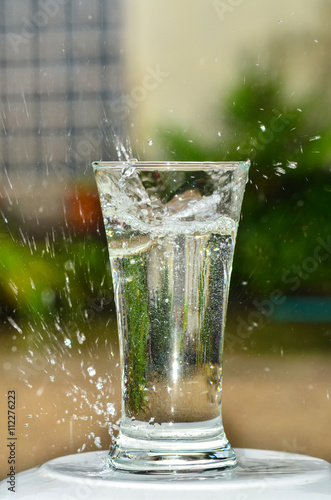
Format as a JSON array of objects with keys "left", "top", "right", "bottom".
[{"left": 1, "top": 0, "right": 122, "bottom": 179}]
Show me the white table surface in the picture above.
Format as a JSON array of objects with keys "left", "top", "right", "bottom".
[{"left": 1, "top": 448, "right": 331, "bottom": 499}]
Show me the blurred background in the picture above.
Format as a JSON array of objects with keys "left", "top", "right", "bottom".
[{"left": 0, "top": 0, "right": 330, "bottom": 477}]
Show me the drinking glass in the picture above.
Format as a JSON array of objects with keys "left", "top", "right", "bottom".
[{"left": 93, "top": 161, "right": 249, "bottom": 473}]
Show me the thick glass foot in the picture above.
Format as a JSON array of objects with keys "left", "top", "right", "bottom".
[{"left": 109, "top": 436, "right": 237, "bottom": 474}]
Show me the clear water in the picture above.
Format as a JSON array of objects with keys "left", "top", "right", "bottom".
[
  {"left": 111, "top": 229, "right": 233, "bottom": 423},
  {"left": 110, "top": 227, "right": 235, "bottom": 427}
]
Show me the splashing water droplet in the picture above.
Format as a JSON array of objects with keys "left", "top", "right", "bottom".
[
  {"left": 309, "top": 135, "right": 321, "bottom": 142},
  {"left": 122, "top": 166, "right": 135, "bottom": 178},
  {"left": 65, "top": 260, "right": 75, "bottom": 272},
  {"left": 107, "top": 402, "right": 116, "bottom": 415},
  {"left": 7, "top": 317, "right": 22, "bottom": 334},
  {"left": 76, "top": 331, "right": 86, "bottom": 344},
  {"left": 64, "top": 338, "right": 72, "bottom": 348},
  {"left": 87, "top": 366, "right": 96, "bottom": 377},
  {"left": 147, "top": 139, "right": 153, "bottom": 146}
]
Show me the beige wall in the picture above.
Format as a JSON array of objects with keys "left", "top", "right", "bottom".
[{"left": 122, "top": 0, "right": 328, "bottom": 156}]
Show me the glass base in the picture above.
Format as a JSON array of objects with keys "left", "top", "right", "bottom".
[{"left": 109, "top": 436, "right": 237, "bottom": 473}]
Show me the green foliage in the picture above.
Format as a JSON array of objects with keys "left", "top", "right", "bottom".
[
  {"left": 179, "top": 300, "right": 188, "bottom": 363},
  {"left": 149, "top": 268, "right": 173, "bottom": 374},
  {"left": 141, "top": 169, "right": 214, "bottom": 204},
  {"left": 0, "top": 228, "right": 112, "bottom": 322},
  {"left": 197, "top": 257, "right": 211, "bottom": 364},
  {"left": 120, "top": 254, "right": 150, "bottom": 416},
  {"left": 158, "top": 66, "right": 331, "bottom": 296}
]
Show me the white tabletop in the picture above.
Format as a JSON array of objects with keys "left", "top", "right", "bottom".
[{"left": 1, "top": 449, "right": 331, "bottom": 499}]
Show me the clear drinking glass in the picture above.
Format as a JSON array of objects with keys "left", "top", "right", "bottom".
[{"left": 93, "top": 161, "right": 249, "bottom": 474}]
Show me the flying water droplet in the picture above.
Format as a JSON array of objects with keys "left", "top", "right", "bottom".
[
  {"left": 94, "top": 436, "right": 102, "bottom": 448},
  {"left": 7, "top": 317, "right": 22, "bottom": 334},
  {"left": 65, "top": 260, "right": 75, "bottom": 272},
  {"left": 275, "top": 166, "right": 286, "bottom": 175},
  {"left": 106, "top": 402, "right": 116, "bottom": 415},
  {"left": 76, "top": 331, "right": 86, "bottom": 344},
  {"left": 122, "top": 166, "right": 135, "bottom": 177},
  {"left": 309, "top": 135, "right": 321, "bottom": 141},
  {"left": 87, "top": 366, "right": 96, "bottom": 377}
]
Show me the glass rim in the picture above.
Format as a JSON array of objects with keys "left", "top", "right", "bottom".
[{"left": 93, "top": 160, "right": 250, "bottom": 172}]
